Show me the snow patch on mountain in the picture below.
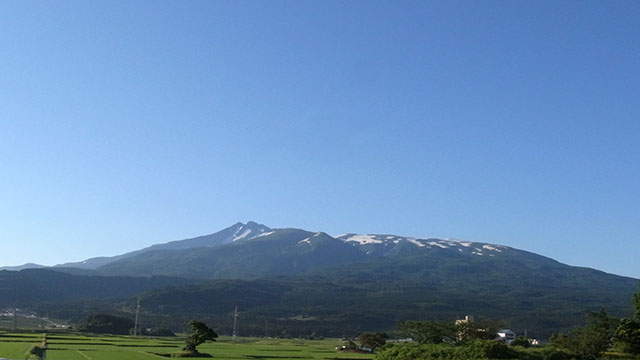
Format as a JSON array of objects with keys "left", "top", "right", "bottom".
[
  {"left": 482, "top": 244, "right": 503, "bottom": 252},
  {"left": 256, "top": 231, "right": 275, "bottom": 238},
  {"left": 233, "top": 228, "right": 253, "bottom": 241},
  {"left": 299, "top": 237, "right": 312, "bottom": 245},
  {"left": 427, "top": 241, "right": 449, "bottom": 249},
  {"left": 342, "top": 234, "right": 383, "bottom": 245},
  {"left": 298, "top": 232, "right": 322, "bottom": 245}
]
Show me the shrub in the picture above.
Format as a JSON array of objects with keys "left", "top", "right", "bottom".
[
  {"left": 375, "top": 340, "right": 516, "bottom": 360},
  {"left": 541, "top": 348, "right": 576, "bottom": 360}
]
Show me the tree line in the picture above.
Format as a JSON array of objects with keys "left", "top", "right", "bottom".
[{"left": 376, "top": 283, "right": 640, "bottom": 360}]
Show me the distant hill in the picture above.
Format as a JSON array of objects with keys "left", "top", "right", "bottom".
[
  {"left": 0, "top": 269, "right": 197, "bottom": 322},
  {"left": 0, "top": 269, "right": 195, "bottom": 306},
  {"left": 0, "top": 263, "right": 46, "bottom": 271}
]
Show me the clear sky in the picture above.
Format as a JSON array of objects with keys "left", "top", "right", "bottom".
[{"left": 1, "top": 1, "right": 638, "bottom": 278}]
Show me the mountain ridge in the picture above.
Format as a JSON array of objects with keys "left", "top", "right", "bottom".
[
  {"left": 2, "top": 222, "right": 635, "bottom": 280},
  {"left": 50, "top": 221, "right": 271, "bottom": 270}
]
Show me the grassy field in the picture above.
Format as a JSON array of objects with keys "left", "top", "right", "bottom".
[{"left": 0, "top": 332, "right": 375, "bottom": 360}]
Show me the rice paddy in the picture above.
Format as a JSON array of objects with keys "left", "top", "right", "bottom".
[{"left": 0, "top": 332, "right": 374, "bottom": 360}]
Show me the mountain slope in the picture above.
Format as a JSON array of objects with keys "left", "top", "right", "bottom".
[
  {"left": 0, "top": 269, "right": 195, "bottom": 305},
  {"left": 132, "top": 265, "right": 638, "bottom": 339},
  {"left": 88, "top": 227, "right": 572, "bottom": 281},
  {"left": 55, "top": 222, "right": 270, "bottom": 270},
  {"left": 94, "top": 228, "right": 368, "bottom": 278}
]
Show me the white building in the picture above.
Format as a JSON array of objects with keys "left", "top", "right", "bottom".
[{"left": 497, "top": 329, "right": 516, "bottom": 345}]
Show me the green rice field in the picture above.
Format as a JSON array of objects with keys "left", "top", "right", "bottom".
[{"left": 0, "top": 332, "right": 375, "bottom": 360}]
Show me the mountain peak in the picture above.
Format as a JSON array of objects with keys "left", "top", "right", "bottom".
[{"left": 230, "top": 221, "right": 271, "bottom": 242}]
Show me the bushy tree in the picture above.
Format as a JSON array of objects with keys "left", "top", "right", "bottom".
[
  {"left": 397, "top": 320, "right": 455, "bottom": 344},
  {"left": 511, "top": 335, "right": 530, "bottom": 347},
  {"left": 550, "top": 308, "right": 616, "bottom": 360},
  {"left": 183, "top": 320, "right": 218, "bottom": 352},
  {"left": 634, "top": 284, "right": 640, "bottom": 320},
  {"left": 358, "top": 331, "right": 388, "bottom": 350},
  {"left": 615, "top": 318, "right": 640, "bottom": 354},
  {"left": 614, "top": 283, "right": 640, "bottom": 354},
  {"left": 78, "top": 313, "right": 134, "bottom": 335},
  {"left": 375, "top": 340, "right": 516, "bottom": 360},
  {"left": 549, "top": 333, "right": 571, "bottom": 349}
]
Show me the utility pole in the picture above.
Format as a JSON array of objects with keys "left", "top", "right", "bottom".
[
  {"left": 232, "top": 306, "right": 238, "bottom": 341},
  {"left": 12, "top": 280, "right": 17, "bottom": 332},
  {"left": 133, "top": 298, "right": 141, "bottom": 336},
  {"left": 12, "top": 308, "right": 17, "bottom": 332}
]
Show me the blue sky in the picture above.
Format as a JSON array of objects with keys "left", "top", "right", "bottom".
[{"left": 1, "top": 1, "right": 638, "bottom": 278}]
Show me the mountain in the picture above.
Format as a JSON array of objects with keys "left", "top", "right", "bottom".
[
  {"left": 55, "top": 221, "right": 270, "bottom": 270},
  {"left": 0, "top": 263, "right": 47, "bottom": 271},
  {"left": 93, "top": 228, "right": 368, "bottom": 278},
  {"left": 116, "top": 230, "right": 638, "bottom": 338},
  {"left": 1, "top": 222, "right": 637, "bottom": 339},
  {"left": 83, "top": 226, "right": 576, "bottom": 281}
]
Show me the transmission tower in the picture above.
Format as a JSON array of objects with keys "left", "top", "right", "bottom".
[
  {"left": 232, "top": 306, "right": 239, "bottom": 340},
  {"left": 133, "top": 298, "right": 141, "bottom": 336}
]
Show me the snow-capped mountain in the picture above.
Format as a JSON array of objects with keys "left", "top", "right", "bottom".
[
  {"left": 3, "top": 222, "right": 637, "bottom": 340},
  {"left": 54, "top": 222, "right": 556, "bottom": 279},
  {"left": 14, "top": 222, "right": 629, "bottom": 284}
]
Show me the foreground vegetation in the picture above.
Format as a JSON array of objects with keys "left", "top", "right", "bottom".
[
  {"left": 375, "top": 286, "right": 640, "bottom": 360},
  {"left": 1, "top": 331, "right": 639, "bottom": 360},
  {"left": 0, "top": 332, "right": 374, "bottom": 360},
  {"left": 376, "top": 341, "right": 640, "bottom": 360}
]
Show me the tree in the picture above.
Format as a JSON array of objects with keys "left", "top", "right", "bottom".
[
  {"left": 511, "top": 336, "right": 530, "bottom": 348},
  {"left": 183, "top": 320, "right": 218, "bottom": 352},
  {"left": 614, "top": 283, "right": 640, "bottom": 354},
  {"left": 77, "top": 313, "right": 134, "bottom": 335},
  {"left": 358, "top": 332, "right": 388, "bottom": 350},
  {"left": 633, "top": 283, "right": 640, "bottom": 320},
  {"left": 615, "top": 318, "right": 640, "bottom": 354},
  {"left": 550, "top": 308, "right": 616, "bottom": 360},
  {"left": 397, "top": 320, "right": 456, "bottom": 344}
]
